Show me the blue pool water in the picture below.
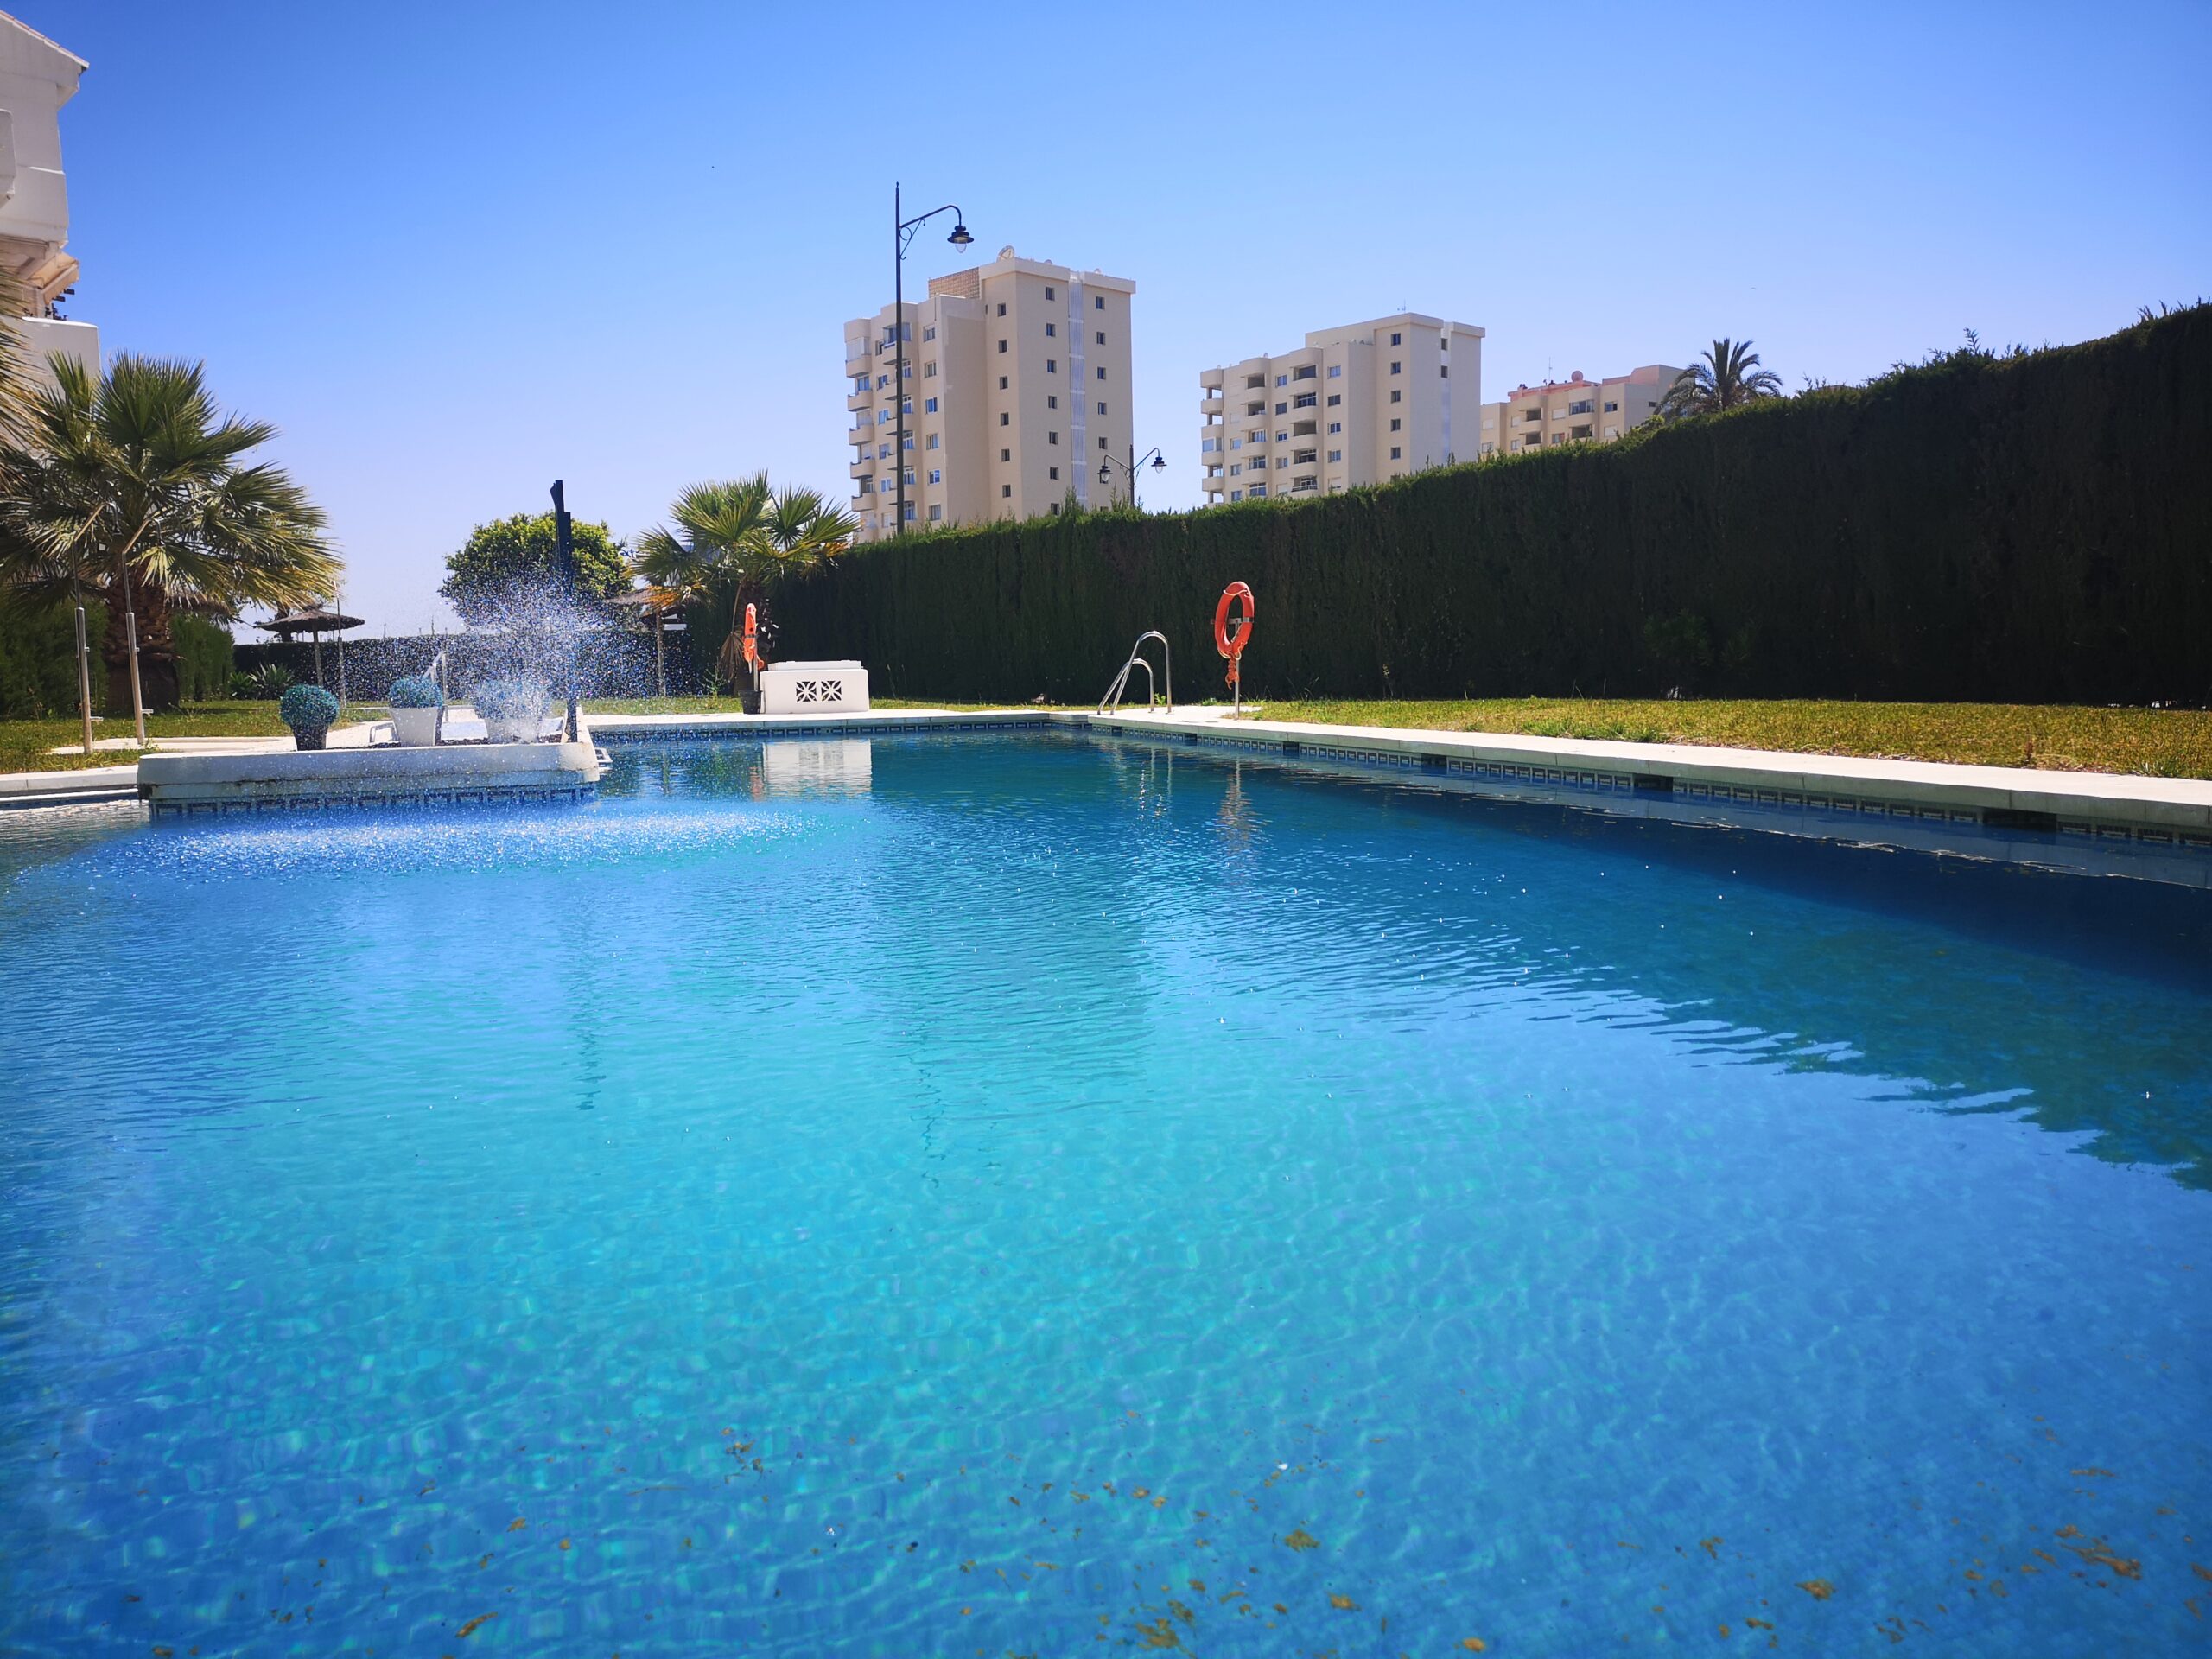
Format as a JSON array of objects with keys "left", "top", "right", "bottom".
[{"left": 2, "top": 734, "right": 2209, "bottom": 1656}]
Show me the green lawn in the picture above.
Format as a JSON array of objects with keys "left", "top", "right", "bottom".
[
  {"left": 1238, "top": 698, "right": 2212, "bottom": 779},
  {"left": 0, "top": 702, "right": 388, "bottom": 776}
]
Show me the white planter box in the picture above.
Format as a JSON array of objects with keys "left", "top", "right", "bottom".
[
  {"left": 484, "top": 715, "right": 543, "bottom": 743},
  {"left": 759, "top": 661, "right": 869, "bottom": 715},
  {"left": 390, "top": 707, "right": 441, "bottom": 747}
]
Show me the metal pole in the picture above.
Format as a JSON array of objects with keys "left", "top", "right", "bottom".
[
  {"left": 124, "top": 606, "right": 147, "bottom": 747},
  {"left": 893, "top": 181, "right": 906, "bottom": 539},
  {"left": 653, "top": 608, "right": 666, "bottom": 700},
  {"left": 73, "top": 603, "right": 93, "bottom": 755},
  {"left": 551, "top": 479, "right": 580, "bottom": 741}
]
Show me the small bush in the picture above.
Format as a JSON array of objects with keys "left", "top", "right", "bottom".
[
  {"left": 389, "top": 674, "right": 444, "bottom": 709},
  {"left": 472, "top": 678, "right": 548, "bottom": 720},
  {"left": 278, "top": 683, "right": 340, "bottom": 732},
  {"left": 243, "top": 663, "right": 295, "bottom": 700}
]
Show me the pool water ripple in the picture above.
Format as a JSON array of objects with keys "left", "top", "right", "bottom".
[{"left": 0, "top": 734, "right": 2207, "bottom": 1656}]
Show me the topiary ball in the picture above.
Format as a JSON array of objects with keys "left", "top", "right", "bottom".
[
  {"left": 388, "top": 674, "right": 444, "bottom": 709},
  {"left": 278, "top": 683, "right": 340, "bottom": 732}
]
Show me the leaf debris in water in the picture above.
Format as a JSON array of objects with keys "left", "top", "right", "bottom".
[
  {"left": 1282, "top": 1529, "right": 1319, "bottom": 1552},
  {"left": 1796, "top": 1579, "right": 1835, "bottom": 1600}
]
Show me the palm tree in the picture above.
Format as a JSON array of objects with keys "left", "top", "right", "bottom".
[
  {"left": 1657, "top": 339, "right": 1784, "bottom": 420},
  {"left": 0, "top": 353, "right": 337, "bottom": 715},
  {"left": 631, "top": 474, "right": 855, "bottom": 685}
]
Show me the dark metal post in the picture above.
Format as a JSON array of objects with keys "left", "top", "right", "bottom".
[
  {"left": 551, "top": 479, "right": 580, "bottom": 741},
  {"left": 893, "top": 182, "right": 905, "bottom": 539},
  {"left": 73, "top": 601, "right": 92, "bottom": 755}
]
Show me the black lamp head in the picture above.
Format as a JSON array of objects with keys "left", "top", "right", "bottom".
[
  {"left": 1097, "top": 462, "right": 1111, "bottom": 483},
  {"left": 1150, "top": 453, "right": 1166, "bottom": 470},
  {"left": 947, "top": 222, "right": 973, "bottom": 246}
]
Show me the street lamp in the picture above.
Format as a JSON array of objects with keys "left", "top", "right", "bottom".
[
  {"left": 1099, "top": 445, "right": 1168, "bottom": 510},
  {"left": 892, "top": 184, "right": 972, "bottom": 538}
]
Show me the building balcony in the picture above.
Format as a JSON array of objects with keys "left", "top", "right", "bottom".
[
  {"left": 848, "top": 389, "right": 874, "bottom": 413},
  {"left": 1199, "top": 393, "right": 1224, "bottom": 416}
]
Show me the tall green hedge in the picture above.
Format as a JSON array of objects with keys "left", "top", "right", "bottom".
[{"left": 766, "top": 306, "right": 2210, "bottom": 706}]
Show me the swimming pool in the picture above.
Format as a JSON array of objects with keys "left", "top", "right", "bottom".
[{"left": 2, "top": 734, "right": 2207, "bottom": 1656}]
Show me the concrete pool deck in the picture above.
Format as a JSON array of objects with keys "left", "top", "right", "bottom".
[{"left": 4, "top": 705, "right": 2209, "bottom": 880}]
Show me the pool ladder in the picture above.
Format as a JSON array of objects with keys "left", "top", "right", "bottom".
[{"left": 1098, "top": 632, "right": 1172, "bottom": 715}]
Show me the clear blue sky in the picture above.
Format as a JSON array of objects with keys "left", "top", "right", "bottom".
[{"left": 30, "top": 0, "right": 2212, "bottom": 634}]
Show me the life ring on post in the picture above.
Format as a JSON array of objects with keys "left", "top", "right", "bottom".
[
  {"left": 1214, "top": 581, "right": 1255, "bottom": 690},
  {"left": 741, "top": 603, "right": 760, "bottom": 671}
]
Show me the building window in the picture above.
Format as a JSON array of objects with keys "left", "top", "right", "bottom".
[
  {"left": 1096, "top": 402, "right": 1107, "bottom": 415},
  {"left": 902, "top": 502, "right": 915, "bottom": 520},
  {"left": 1048, "top": 395, "right": 1058, "bottom": 409},
  {"left": 1229, "top": 463, "right": 1242, "bottom": 476},
  {"left": 1389, "top": 361, "right": 1402, "bottom": 375},
  {"left": 1569, "top": 398, "right": 1593, "bottom": 415},
  {"left": 1098, "top": 436, "right": 1108, "bottom": 450},
  {"left": 1096, "top": 331, "right": 1105, "bottom": 345},
  {"left": 1002, "top": 483, "right": 1013, "bottom": 497},
  {"left": 1327, "top": 448, "right": 1342, "bottom": 462},
  {"left": 929, "top": 504, "right": 942, "bottom": 521},
  {"left": 925, "top": 397, "right": 938, "bottom": 413},
  {"left": 1046, "top": 359, "right": 1057, "bottom": 373},
  {"left": 1230, "top": 489, "right": 1243, "bottom": 501},
  {"left": 1440, "top": 365, "right": 1448, "bottom": 378},
  {"left": 924, "top": 361, "right": 937, "bottom": 378},
  {"left": 1391, "top": 332, "right": 1403, "bottom": 346},
  {"left": 1327, "top": 365, "right": 1341, "bottom": 378},
  {"left": 1274, "top": 457, "right": 1287, "bottom": 469},
  {"left": 1326, "top": 393, "right": 1341, "bottom": 407},
  {"left": 1096, "top": 367, "right": 1106, "bottom": 380},
  {"left": 923, "top": 326, "right": 936, "bottom": 341},
  {"left": 1045, "top": 285, "right": 1056, "bottom": 301},
  {"left": 999, "top": 376, "right": 1008, "bottom": 390},
  {"left": 875, "top": 374, "right": 888, "bottom": 389},
  {"left": 1250, "top": 484, "right": 1267, "bottom": 498},
  {"left": 1294, "top": 393, "right": 1316, "bottom": 408},
  {"left": 1327, "top": 421, "right": 1341, "bottom": 435},
  {"left": 1390, "top": 446, "right": 1402, "bottom": 460},
  {"left": 999, "top": 412, "right": 1010, "bottom": 426},
  {"left": 1095, "top": 295, "right": 1104, "bottom": 309},
  {"left": 1274, "top": 430, "right": 1287, "bottom": 442},
  {"left": 900, "top": 397, "right": 912, "bottom": 413},
  {"left": 996, "top": 302, "right": 1006, "bottom": 316},
  {"left": 902, "top": 435, "right": 914, "bottom": 449},
  {"left": 1390, "top": 418, "right": 1402, "bottom": 431},
  {"left": 1049, "top": 430, "right": 1058, "bottom": 445},
  {"left": 1294, "top": 475, "right": 1316, "bottom": 491},
  {"left": 1046, "top": 322, "right": 1056, "bottom": 337},
  {"left": 928, "top": 467, "right": 941, "bottom": 484},
  {"left": 926, "top": 433, "right": 939, "bottom": 449},
  {"left": 1294, "top": 365, "right": 1316, "bottom": 380},
  {"left": 998, "top": 339, "right": 1007, "bottom": 353},
  {"left": 1049, "top": 465, "right": 1060, "bottom": 480},
  {"left": 1390, "top": 391, "right": 1402, "bottom": 404},
  {"left": 859, "top": 477, "right": 873, "bottom": 493},
  {"left": 1001, "top": 448, "right": 1011, "bottom": 461},
  {"left": 1571, "top": 424, "right": 1594, "bottom": 440},
  {"left": 1274, "top": 373, "right": 1287, "bottom": 387},
  {"left": 1202, "top": 437, "right": 1218, "bottom": 453},
  {"left": 1603, "top": 400, "right": 1620, "bottom": 413},
  {"left": 1274, "top": 402, "right": 1287, "bottom": 416}
]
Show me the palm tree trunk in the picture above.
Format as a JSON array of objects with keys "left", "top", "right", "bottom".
[{"left": 101, "top": 577, "right": 180, "bottom": 713}]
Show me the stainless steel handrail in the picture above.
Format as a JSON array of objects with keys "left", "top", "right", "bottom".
[{"left": 1098, "top": 631, "right": 1173, "bottom": 715}]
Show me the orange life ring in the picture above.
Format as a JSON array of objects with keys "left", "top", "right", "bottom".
[
  {"left": 741, "top": 603, "right": 760, "bottom": 671},
  {"left": 1214, "top": 582, "right": 1255, "bottom": 687}
]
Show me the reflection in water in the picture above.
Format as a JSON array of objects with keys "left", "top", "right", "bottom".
[{"left": 760, "top": 739, "right": 873, "bottom": 796}]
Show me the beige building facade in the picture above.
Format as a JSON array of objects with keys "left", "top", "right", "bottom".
[
  {"left": 1478, "top": 364, "right": 1680, "bottom": 455},
  {"left": 1198, "top": 313, "right": 1481, "bottom": 503},
  {"left": 0, "top": 10, "right": 97, "bottom": 382},
  {"left": 844, "top": 249, "right": 1135, "bottom": 541}
]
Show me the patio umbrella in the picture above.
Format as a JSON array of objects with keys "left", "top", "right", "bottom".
[{"left": 257, "top": 606, "right": 363, "bottom": 687}]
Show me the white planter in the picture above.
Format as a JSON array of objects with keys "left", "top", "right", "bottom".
[
  {"left": 759, "top": 661, "right": 870, "bottom": 715},
  {"left": 485, "top": 715, "right": 543, "bottom": 743},
  {"left": 390, "top": 707, "right": 441, "bottom": 747}
]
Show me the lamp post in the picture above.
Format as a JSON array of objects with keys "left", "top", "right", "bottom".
[
  {"left": 550, "top": 479, "right": 580, "bottom": 740},
  {"left": 1098, "top": 445, "right": 1168, "bottom": 511},
  {"left": 892, "top": 184, "right": 972, "bottom": 538}
]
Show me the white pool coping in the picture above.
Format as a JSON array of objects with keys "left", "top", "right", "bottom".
[{"left": 135, "top": 739, "right": 604, "bottom": 816}]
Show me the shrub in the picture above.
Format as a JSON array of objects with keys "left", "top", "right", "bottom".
[
  {"left": 766, "top": 305, "right": 2212, "bottom": 707},
  {"left": 388, "top": 674, "right": 443, "bottom": 709},
  {"left": 472, "top": 678, "right": 548, "bottom": 720},
  {"left": 278, "top": 683, "right": 340, "bottom": 732},
  {"left": 173, "top": 615, "right": 235, "bottom": 701},
  {"left": 243, "top": 663, "right": 294, "bottom": 700}
]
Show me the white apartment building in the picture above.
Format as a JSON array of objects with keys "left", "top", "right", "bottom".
[
  {"left": 1477, "top": 365, "right": 1680, "bottom": 455},
  {"left": 0, "top": 10, "right": 97, "bottom": 383},
  {"left": 1198, "top": 313, "right": 1482, "bottom": 503},
  {"left": 844, "top": 248, "right": 1135, "bottom": 541}
]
